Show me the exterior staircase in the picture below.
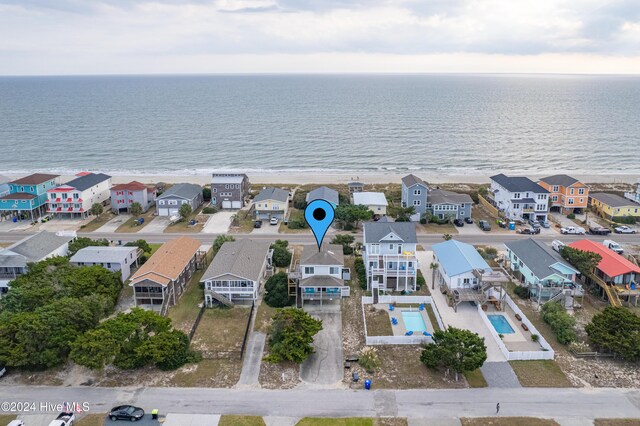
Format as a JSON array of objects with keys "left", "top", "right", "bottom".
[
  {"left": 588, "top": 273, "right": 622, "bottom": 307},
  {"left": 208, "top": 290, "right": 234, "bottom": 307}
]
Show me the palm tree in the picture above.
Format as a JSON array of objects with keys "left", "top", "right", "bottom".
[{"left": 430, "top": 262, "right": 439, "bottom": 290}]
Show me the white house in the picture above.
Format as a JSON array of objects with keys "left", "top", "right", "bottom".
[
  {"left": 70, "top": 246, "right": 141, "bottom": 282},
  {"left": 363, "top": 222, "right": 418, "bottom": 293},
  {"left": 293, "top": 244, "right": 351, "bottom": 306},
  {"left": 432, "top": 239, "right": 491, "bottom": 290},
  {"left": 624, "top": 179, "right": 640, "bottom": 204},
  {"left": 46, "top": 172, "right": 112, "bottom": 218},
  {"left": 488, "top": 174, "right": 549, "bottom": 223},
  {"left": 352, "top": 192, "right": 388, "bottom": 215}
]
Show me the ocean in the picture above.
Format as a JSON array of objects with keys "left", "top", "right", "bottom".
[{"left": 0, "top": 74, "right": 639, "bottom": 177}]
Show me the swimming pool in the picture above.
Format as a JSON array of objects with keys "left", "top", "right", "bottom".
[
  {"left": 402, "top": 311, "right": 427, "bottom": 332},
  {"left": 487, "top": 314, "right": 515, "bottom": 334}
]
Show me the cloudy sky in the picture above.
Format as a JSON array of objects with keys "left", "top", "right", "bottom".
[{"left": 1, "top": 0, "right": 639, "bottom": 75}]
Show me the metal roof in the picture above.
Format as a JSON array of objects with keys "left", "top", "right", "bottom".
[
  {"left": 353, "top": 192, "right": 388, "bottom": 206},
  {"left": 505, "top": 238, "right": 578, "bottom": 279},
  {"left": 432, "top": 239, "right": 490, "bottom": 277},
  {"left": 157, "top": 183, "right": 203, "bottom": 200},
  {"left": 70, "top": 246, "right": 138, "bottom": 264},
  {"left": 63, "top": 173, "right": 111, "bottom": 191},
  {"left": 306, "top": 186, "right": 339, "bottom": 205},
  {"left": 569, "top": 239, "right": 640, "bottom": 278},
  {"left": 201, "top": 239, "right": 271, "bottom": 282},
  {"left": 490, "top": 174, "right": 549, "bottom": 194},
  {"left": 363, "top": 221, "right": 417, "bottom": 244},
  {"left": 254, "top": 187, "right": 289, "bottom": 202}
]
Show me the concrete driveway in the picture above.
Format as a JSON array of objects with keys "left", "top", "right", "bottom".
[
  {"left": 252, "top": 221, "right": 280, "bottom": 234},
  {"left": 95, "top": 214, "right": 130, "bottom": 233},
  {"left": 202, "top": 211, "right": 234, "bottom": 234},
  {"left": 300, "top": 303, "right": 343, "bottom": 386},
  {"left": 138, "top": 216, "right": 171, "bottom": 234}
]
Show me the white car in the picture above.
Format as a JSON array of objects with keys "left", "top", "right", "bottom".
[
  {"left": 552, "top": 240, "right": 566, "bottom": 252},
  {"left": 269, "top": 217, "right": 279, "bottom": 225},
  {"left": 48, "top": 412, "right": 75, "bottom": 426},
  {"left": 8, "top": 421, "right": 25, "bottom": 426},
  {"left": 603, "top": 240, "right": 624, "bottom": 255},
  {"left": 560, "top": 226, "right": 585, "bottom": 235},
  {"left": 614, "top": 225, "right": 637, "bottom": 234}
]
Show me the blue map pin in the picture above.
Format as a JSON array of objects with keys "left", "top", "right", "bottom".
[{"left": 305, "top": 199, "right": 335, "bottom": 251}]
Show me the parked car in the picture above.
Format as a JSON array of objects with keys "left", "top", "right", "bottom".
[
  {"left": 464, "top": 217, "right": 474, "bottom": 224},
  {"left": 478, "top": 220, "right": 491, "bottom": 231},
  {"left": 560, "top": 226, "right": 585, "bottom": 235},
  {"left": 529, "top": 219, "right": 540, "bottom": 228},
  {"left": 270, "top": 217, "right": 279, "bottom": 225},
  {"left": 453, "top": 218, "right": 464, "bottom": 227},
  {"left": 517, "top": 227, "right": 540, "bottom": 235},
  {"left": 614, "top": 225, "right": 637, "bottom": 234},
  {"left": 109, "top": 405, "right": 145, "bottom": 422},
  {"left": 603, "top": 240, "right": 624, "bottom": 255},
  {"left": 253, "top": 220, "right": 262, "bottom": 228},
  {"left": 48, "top": 412, "right": 75, "bottom": 426},
  {"left": 552, "top": 240, "right": 566, "bottom": 252},
  {"left": 588, "top": 225, "right": 611, "bottom": 235},
  {"left": 541, "top": 220, "right": 551, "bottom": 228},
  {"left": 0, "top": 364, "right": 5, "bottom": 378},
  {"left": 496, "top": 219, "right": 507, "bottom": 228},
  {"left": 8, "top": 421, "right": 25, "bottom": 426}
]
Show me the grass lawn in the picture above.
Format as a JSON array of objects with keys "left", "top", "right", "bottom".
[
  {"left": 167, "top": 249, "right": 211, "bottom": 332},
  {"left": 191, "top": 306, "right": 251, "bottom": 354},
  {"left": 164, "top": 206, "right": 206, "bottom": 233},
  {"left": 461, "top": 418, "right": 559, "bottom": 426},
  {"left": 364, "top": 306, "right": 393, "bottom": 336},
  {"left": 509, "top": 360, "right": 573, "bottom": 387},
  {"left": 424, "top": 304, "right": 441, "bottom": 331},
  {"left": 115, "top": 206, "right": 157, "bottom": 233},
  {"left": 279, "top": 208, "right": 310, "bottom": 234},
  {"left": 219, "top": 415, "right": 266, "bottom": 426},
  {"left": 76, "top": 414, "right": 106, "bottom": 426},
  {"left": 296, "top": 418, "right": 373, "bottom": 426},
  {"left": 79, "top": 210, "right": 116, "bottom": 232},
  {"left": 0, "top": 415, "right": 17, "bottom": 424},
  {"left": 594, "top": 420, "right": 640, "bottom": 426},
  {"left": 230, "top": 209, "right": 255, "bottom": 233},
  {"left": 254, "top": 302, "right": 276, "bottom": 333},
  {"left": 463, "top": 368, "right": 488, "bottom": 387},
  {"left": 148, "top": 243, "right": 162, "bottom": 255}
]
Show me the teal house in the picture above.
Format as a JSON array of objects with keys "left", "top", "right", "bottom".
[
  {"left": 0, "top": 173, "right": 59, "bottom": 220},
  {"left": 505, "top": 238, "right": 582, "bottom": 308}
]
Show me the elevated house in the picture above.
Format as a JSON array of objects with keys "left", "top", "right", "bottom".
[
  {"left": 488, "top": 174, "right": 549, "bottom": 223},
  {"left": 0, "top": 231, "right": 74, "bottom": 293},
  {"left": 156, "top": 183, "right": 203, "bottom": 217},
  {"left": 289, "top": 244, "right": 351, "bottom": 307},
  {"left": 505, "top": 238, "right": 582, "bottom": 308},
  {"left": 129, "top": 236, "right": 205, "bottom": 315},
  {"left": 0, "top": 175, "right": 10, "bottom": 198},
  {"left": 46, "top": 172, "right": 112, "bottom": 218},
  {"left": 71, "top": 246, "right": 141, "bottom": 282},
  {"left": 624, "top": 180, "right": 640, "bottom": 204},
  {"left": 427, "top": 189, "right": 473, "bottom": 221},
  {"left": 363, "top": 222, "right": 418, "bottom": 293},
  {"left": 0, "top": 173, "right": 59, "bottom": 220},
  {"left": 401, "top": 174, "right": 429, "bottom": 220},
  {"left": 353, "top": 192, "right": 388, "bottom": 216},
  {"left": 201, "top": 239, "right": 273, "bottom": 306},
  {"left": 538, "top": 174, "right": 589, "bottom": 214},
  {"left": 347, "top": 181, "right": 364, "bottom": 194},
  {"left": 253, "top": 187, "right": 290, "bottom": 221},
  {"left": 306, "top": 186, "right": 340, "bottom": 207},
  {"left": 211, "top": 173, "right": 249, "bottom": 209},
  {"left": 110, "top": 181, "right": 156, "bottom": 214},
  {"left": 589, "top": 193, "right": 640, "bottom": 221}
]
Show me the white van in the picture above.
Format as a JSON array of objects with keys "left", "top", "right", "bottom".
[
  {"left": 552, "top": 240, "right": 566, "bottom": 252},
  {"left": 603, "top": 240, "right": 624, "bottom": 255}
]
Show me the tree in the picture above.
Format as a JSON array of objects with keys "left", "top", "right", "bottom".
[
  {"left": 124, "top": 239, "right": 151, "bottom": 254},
  {"left": 585, "top": 307, "right": 640, "bottom": 361},
  {"left": 202, "top": 187, "right": 211, "bottom": 202},
  {"left": 430, "top": 262, "right": 439, "bottom": 290},
  {"left": 389, "top": 205, "right": 415, "bottom": 222},
  {"left": 293, "top": 191, "right": 308, "bottom": 210},
  {"left": 420, "top": 327, "right": 487, "bottom": 381},
  {"left": 129, "top": 202, "right": 143, "bottom": 218},
  {"left": 331, "top": 234, "right": 355, "bottom": 254},
  {"left": 335, "top": 204, "right": 373, "bottom": 227},
  {"left": 68, "top": 237, "right": 109, "bottom": 257},
  {"left": 541, "top": 302, "right": 576, "bottom": 344},
  {"left": 442, "top": 233, "right": 453, "bottom": 241},
  {"left": 354, "top": 257, "right": 367, "bottom": 290},
  {"left": 90, "top": 203, "right": 104, "bottom": 218},
  {"left": 213, "top": 235, "right": 235, "bottom": 253},
  {"left": 265, "top": 308, "right": 323, "bottom": 364},
  {"left": 179, "top": 203, "right": 192, "bottom": 221},
  {"left": 271, "top": 240, "right": 292, "bottom": 267},
  {"left": 263, "top": 272, "right": 291, "bottom": 308},
  {"left": 560, "top": 246, "right": 602, "bottom": 276}
]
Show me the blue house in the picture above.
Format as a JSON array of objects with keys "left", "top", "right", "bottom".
[{"left": 0, "top": 173, "right": 59, "bottom": 220}]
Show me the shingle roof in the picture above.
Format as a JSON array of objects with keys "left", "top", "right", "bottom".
[
  {"left": 429, "top": 189, "right": 473, "bottom": 205},
  {"left": 590, "top": 192, "right": 637, "bottom": 208},
  {"left": 63, "top": 173, "right": 111, "bottom": 191},
  {"left": 353, "top": 192, "right": 388, "bottom": 206},
  {"left": 110, "top": 181, "right": 149, "bottom": 191},
  {"left": 157, "top": 183, "right": 202, "bottom": 200},
  {"left": 432, "top": 239, "right": 490, "bottom": 277},
  {"left": 301, "top": 244, "right": 344, "bottom": 266},
  {"left": 306, "top": 186, "right": 339, "bottom": 205},
  {"left": 539, "top": 174, "right": 580, "bottom": 187},
  {"left": 0, "top": 231, "right": 73, "bottom": 267},
  {"left": 300, "top": 275, "right": 344, "bottom": 287},
  {"left": 201, "top": 239, "right": 270, "bottom": 282},
  {"left": 70, "top": 246, "right": 138, "bottom": 264},
  {"left": 130, "top": 237, "right": 201, "bottom": 286},
  {"left": 10, "top": 173, "right": 59, "bottom": 185},
  {"left": 402, "top": 174, "right": 427, "bottom": 188},
  {"left": 505, "top": 238, "right": 577, "bottom": 279},
  {"left": 254, "top": 187, "right": 289, "bottom": 203},
  {"left": 0, "top": 193, "right": 36, "bottom": 200},
  {"left": 569, "top": 239, "right": 640, "bottom": 278},
  {"left": 363, "top": 222, "right": 417, "bottom": 244},
  {"left": 490, "top": 174, "right": 548, "bottom": 194}
]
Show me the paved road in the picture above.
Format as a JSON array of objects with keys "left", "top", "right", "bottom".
[{"left": 2, "top": 386, "right": 639, "bottom": 420}]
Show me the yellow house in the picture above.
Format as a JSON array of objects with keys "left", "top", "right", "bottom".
[
  {"left": 589, "top": 192, "right": 640, "bottom": 220},
  {"left": 253, "top": 187, "right": 290, "bottom": 220}
]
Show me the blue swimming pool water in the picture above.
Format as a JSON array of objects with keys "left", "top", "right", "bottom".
[
  {"left": 402, "top": 311, "right": 427, "bottom": 332},
  {"left": 487, "top": 314, "right": 515, "bottom": 334}
]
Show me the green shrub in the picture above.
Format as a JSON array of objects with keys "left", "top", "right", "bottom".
[
  {"left": 514, "top": 285, "right": 530, "bottom": 299},
  {"left": 359, "top": 347, "right": 381, "bottom": 372},
  {"left": 293, "top": 191, "right": 308, "bottom": 210},
  {"left": 354, "top": 257, "right": 367, "bottom": 290},
  {"left": 585, "top": 307, "right": 640, "bottom": 361},
  {"left": 202, "top": 206, "right": 218, "bottom": 214},
  {"left": 343, "top": 223, "right": 354, "bottom": 231},
  {"left": 567, "top": 213, "right": 575, "bottom": 219},
  {"left": 612, "top": 216, "right": 636, "bottom": 224},
  {"left": 271, "top": 240, "right": 292, "bottom": 267},
  {"left": 263, "top": 272, "right": 292, "bottom": 308},
  {"left": 417, "top": 270, "right": 426, "bottom": 287},
  {"left": 531, "top": 334, "right": 540, "bottom": 342},
  {"left": 419, "top": 218, "right": 427, "bottom": 224},
  {"left": 288, "top": 219, "right": 307, "bottom": 229},
  {"left": 541, "top": 302, "right": 576, "bottom": 344}
]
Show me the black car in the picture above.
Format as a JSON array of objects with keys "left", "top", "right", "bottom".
[
  {"left": 464, "top": 217, "right": 474, "bottom": 224},
  {"left": 254, "top": 220, "right": 262, "bottom": 228},
  {"left": 588, "top": 226, "right": 611, "bottom": 235},
  {"left": 109, "top": 405, "right": 145, "bottom": 421},
  {"left": 453, "top": 218, "right": 464, "bottom": 227}
]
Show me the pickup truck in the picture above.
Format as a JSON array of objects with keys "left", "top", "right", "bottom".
[
  {"left": 588, "top": 226, "right": 611, "bottom": 235},
  {"left": 603, "top": 240, "right": 624, "bottom": 255},
  {"left": 48, "top": 412, "right": 75, "bottom": 426},
  {"left": 560, "top": 226, "right": 586, "bottom": 235},
  {"left": 517, "top": 227, "right": 540, "bottom": 235}
]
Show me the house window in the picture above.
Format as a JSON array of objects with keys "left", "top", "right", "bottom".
[
  {"left": 389, "top": 244, "right": 394, "bottom": 250},
  {"left": 414, "top": 189, "right": 421, "bottom": 195},
  {"left": 225, "top": 184, "right": 229, "bottom": 189},
  {"left": 181, "top": 200, "right": 188, "bottom": 204},
  {"left": 272, "top": 204, "right": 280, "bottom": 210},
  {"left": 169, "top": 200, "right": 177, "bottom": 205},
  {"left": 513, "top": 203, "right": 520, "bottom": 209},
  {"left": 552, "top": 185, "right": 559, "bottom": 192},
  {"left": 106, "top": 263, "right": 111, "bottom": 268},
  {"left": 570, "top": 188, "right": 574, "bottom": 195},
  {"left": 568, "top": 198, "right": 574, "bottom": 205},
  {"left": 304, "top": 267, "right": 314, "bottom": 274},
  {"left": 73, "top": 193, "right": 79, "bottom": 199},
  {"left": 579, "top": 198, "right": 584, "bottom": 203},
  {"left": 50, "top": 194, "right": 56, "bottom": 200},
  {"left": 413, "top": 200, "right": 421, "bottom": 206},
  {"left": 513, "top": 193, "right": 520, "bottom": 199},
  {"left": 329, "top": 267, "right": 339, "bottom": 275},
  {"left": 552, "top": 195, "right": 558, "bottom": 201},
  {"left": 158, "top": 200, "right": 165, "bottom": 205},
  {"left": 578, "top": 188, "right": 585, "bottom": 195}
]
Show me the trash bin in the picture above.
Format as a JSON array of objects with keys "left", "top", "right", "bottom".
[
  {"left": 364, "top": 379, "right": 371, "bottom": 390},
  {"left": 352, "top": 372, "right": 359, "bottom": 382},
  {"left": 151, "top": 409, "right": 159, "bottom": 420}
]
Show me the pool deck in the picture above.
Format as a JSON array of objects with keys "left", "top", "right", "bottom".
[
  {"left": 485, "top": 304, "right": 543, "bottom": 352},
  {"left": 375, "top": 303, "right": 436, "bottom": 336}
]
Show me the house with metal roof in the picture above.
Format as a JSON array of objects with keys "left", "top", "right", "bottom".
[
  {"left": 156, "top": 183, "right": 203, "bottom": 217},
  {"left": 46, "top": 172, "right": 112, "bottom": 218},
  {"left": 201, "top": 239, "right": 272, "bottom": 305},
  {"left": 505, "top": 238, "right": 581, "bottom": 307},
  {"left": 488, "top": 173, "right": 549, "bottom": 222},
  {"left": 211, "top": 173, "right": 249, "bottom": 209},
  {"left": 0, "top": 231, "right": 74, "bottom": 292},
  {"left": 538, "top": 174, "right": 589, "bottom": 214},
  {"left": 306, "top": 186, "right": 340, "bottom": 207},
  {"left": 110, "top": 181, "right": 156, "bottom": 214},
  {"left": 253, "top": 187, "right": 290, "bottom": 221},
  {"left": 589, "top": 192, "right": 640, "bottom": 221},
  {"left": 71, "top": 246, "right": 141, "bottom": 282},
  {"left": 352, "top": 192, "right": 388, "bottom": 215},
  {"left": 0, "top": 173, "right": 60, "bottom": 220},
  {"left": 362, "top": 222, "right": 418, "bottom": 292}
]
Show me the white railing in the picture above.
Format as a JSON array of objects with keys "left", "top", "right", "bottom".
[{"left": 366, "top": 335, "right": 434, "bottom": 345}]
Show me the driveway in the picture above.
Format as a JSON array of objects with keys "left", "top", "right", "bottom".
[
  {"left": 202, "top": 211, "right": 234, "bottom": 234},
  {"left": 95, "top": 214, "right": 130, "bottom": 233},
  {"left": 0, "top": 218, "right": 32, "bottom": 232},
  {"left": 300, "top": 303, "right": 343, "bottom": 386},
  {"left": 455, "top": 223, "right": 485, "bottom": 236},
  {"left": 237, "top": 331, "right": 266, "bottom": 387},
  {"left": 138, "top": 216, "right": 171, "bottom": 234},
  {"left": 252, "top": 221, "right": 280, "bottom": 234}
]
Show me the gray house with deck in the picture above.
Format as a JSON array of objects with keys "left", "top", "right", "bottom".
[{"left": 156, "top": 183, "right": 203, "bottom": 217}]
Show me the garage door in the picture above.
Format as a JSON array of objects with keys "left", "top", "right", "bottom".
[
  {"left": 232, "top": 201, "right": 242, "bottom": 208},
  {"left": 169, "top": 208, "right": 179, "bottom": 216},
  {"left": 222, "top": 200, "right": 232, "bottom": 209},
  {"left": 158, "top": 208, "right": 169, "bottom": 216}
]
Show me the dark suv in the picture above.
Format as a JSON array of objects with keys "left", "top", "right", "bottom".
[
  {"left": 454, "top": 219, "right": 464, "bottom": 227},
  {"left": 478, "top": 220, "right": 491, "bottom": 231}
]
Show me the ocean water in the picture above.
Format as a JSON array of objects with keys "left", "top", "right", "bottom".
[{"left": 0, "top": 74, "right": 639, "bottom": 176}]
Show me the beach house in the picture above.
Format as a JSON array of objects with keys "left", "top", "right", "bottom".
[
  {"left": 129, "top": 236, "right": 204, "bottom": 315},
  {"left": 348, "top": 181, "right": 364, "bottom": 194},
  {"left": 624, "top": 180, "right": 640, "bottom": 204},
  {"left": 0, "top": 173, "right": 59, "bottom": 220},
  {"left": 538, "top": 174, "right": 589, "bottom": 214},
  {"left": 156, "top": 183, "right": 203, "bottom": 217},
  {"left": 363, "top": 222, "right": 418, "bottom": 293},
  {"left": 201, "top": 239, "right": 272, "bottom": 306},
  {"left": 505, "top": 238, "right": 581, "bottom": 308},
  {"left": 428, "top": 189, "right": 473, "bottom": 221},
  {"left": 46, "top": 172, "right": 112, "bottom": 218},
  {"left": 0, "top": 175, "right": 9, "bottom": 198},
  {"left": 401, "top": 174, "right": 428, "bottom": 220},
  {"left": 487, "top": 174, "right": 549, "bottom": 223},
  {"left": 70, "top": 246, "right": 141, "bottom": 282},
  {"left": 589, "top": 193, "right": 640, "bottom": 221},
  {"left": 253, "top": 187, "right": 290, "bottom": 221},
  {"left": 110, "top": 181, "right": 156, "bottom": 214},
  {"left": 306, "top": 186, "right": 340, "bottom": 207},
  {"left": 211, "top": 173, "right": 249, "bottom": 209},
  {"left": 353, "top": 192, "right": 388, "bottom": 216},
  {"left": 290, "top": 244, "right": 350, "bottom": 306}
]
